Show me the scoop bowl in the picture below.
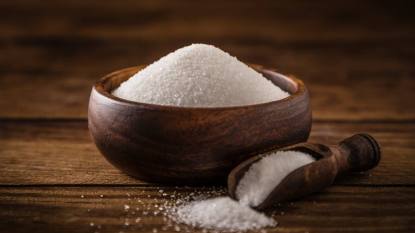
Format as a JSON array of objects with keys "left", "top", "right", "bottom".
[{"left": 88, "top": 65, "right": 311, "bottom": 184}]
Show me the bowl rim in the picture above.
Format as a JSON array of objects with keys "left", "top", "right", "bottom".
[{"left": 92, "top": 64, "right": 308, "bottom": 111}]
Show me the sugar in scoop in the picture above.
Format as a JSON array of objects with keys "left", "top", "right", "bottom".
[
  {"left": 229, "top": 134, "right": 381, "bottom": 209},
  {"left": 112, "top": 44, "right": 289, "bottom": 107},
  {"left": 236, "top": 151, "right": 315, "bottom": 207}
]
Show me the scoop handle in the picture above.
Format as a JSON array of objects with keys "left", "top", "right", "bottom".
[{"left": 337, "top": 133, "right": 381, "bottom": 172}]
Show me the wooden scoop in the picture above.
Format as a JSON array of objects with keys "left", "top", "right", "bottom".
[{"left": 228, "top": 133, "right": 381, "bottom": 210}]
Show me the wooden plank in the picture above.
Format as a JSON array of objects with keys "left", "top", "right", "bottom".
[
  {"left": 0, "top": 186, "right": 413, "bottom": 233},
  {"left": 0, "top": 120, "right": 414, "bottom": 185},
  {"left": 0, "top": 120, "right": 139, "bottom": 185},
  {"left": 0, "top": 0, "right": 413, "bottom": 41}
]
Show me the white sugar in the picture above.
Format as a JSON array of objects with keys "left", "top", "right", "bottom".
[
  {"left": 171, "top": 197, "right": 277, "bottom": 232},
  {"left": 167, "top": 151, "right": 315, "bottom": 231},
  {"left": 236, "top": 150, "right": 315, "bottom": 207},
  {"left": 112, "top": 44, "right": 289, "bottom": 107}
]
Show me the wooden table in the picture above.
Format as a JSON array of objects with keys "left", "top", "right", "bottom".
[{"left": 1, "top": 1, "right": 414, "bottom": 232}]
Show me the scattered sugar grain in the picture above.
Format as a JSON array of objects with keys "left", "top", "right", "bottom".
[
  {"left": 112, "top": 44, "right": 289, "bottom": 107},
  {"left": 236, "top": 150, "right": 315, "bottom": 207},
  {"left": 124, "top": 219, "right": 130, "bottom": 227}
]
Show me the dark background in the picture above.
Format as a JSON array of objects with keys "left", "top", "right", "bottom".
[
  {"left": 1, "top": 0, "right": 414, "bottom": 119},
  {"left": 0, "top": 1, "right": 414, "bottom": 233}
]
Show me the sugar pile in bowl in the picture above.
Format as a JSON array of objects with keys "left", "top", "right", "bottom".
[{"left": 112, "top": 44, "right": 289, "bottom": 107}]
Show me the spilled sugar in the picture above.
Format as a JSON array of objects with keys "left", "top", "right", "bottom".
[
  {"left": 170, "top": 197, "right": 277, "bottom": 232},
  {"left": 236, "top": 150, "right": 316, "bottom": 207},
  {"left": 167, "top": 151, "right": 315, "bottom": 232},
  {"left": 112, "top": 44, "right": 289, "bottom": 107}
]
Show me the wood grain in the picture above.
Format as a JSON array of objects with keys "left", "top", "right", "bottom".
[
  {"left": 0, "top": 0, "right": 413, "bottom": 41},
  {"left": 0, "top": 186, "right": 413, "bottom": 233},
  {"left": 0, "top": 0, "right": 414, "bottom": 120},
  {"left": 1, "top": 120, "right": 414, "bottom": 186}
]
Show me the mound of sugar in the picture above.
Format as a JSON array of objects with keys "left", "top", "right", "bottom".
[
  {"left": 112, "top": 44, "right": 289, "bottom": 107},
  {"left": 171, "top": 197, "right": 277, "bottom": 232},
  {"left": 236, "top": 151, "right": 315, "bottom": 207}
]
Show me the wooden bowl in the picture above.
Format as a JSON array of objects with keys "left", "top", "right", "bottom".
[{"left": 88, "top": 65, "right": 311, "bottom": 184}]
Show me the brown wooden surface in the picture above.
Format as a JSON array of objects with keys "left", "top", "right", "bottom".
[
  {"left": 1, "top": 120, "right": 414, "bottom": 186},
  {"left": 0, "top": 186, "right": 414, "bottom": 233},
  {"left": 0, "top": 0, "right": 414, "bottom": 232}
]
